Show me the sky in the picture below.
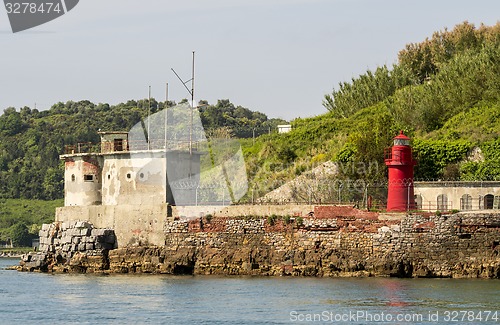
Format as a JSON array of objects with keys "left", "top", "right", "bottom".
[{"left": 0, "top": 0, "right": 499, "bottom": 121}]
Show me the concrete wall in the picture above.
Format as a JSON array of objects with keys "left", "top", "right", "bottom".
[
  {"left": 64, "top": 156, "right": 103, "bottom": 206},
  {"left": 101, "top": 152, "right": 167, "bottom": 206},
  {"left": 55, "top": 204, "right": 316, "bottom": 247},
  {"left": 62, "top": 150, "right": 203, "bottom": 207},
  {"left": 56, "top": 204, "right": 168, "bottom": 247},
  {"left": 415, "top": 181, "right": 500, "bottom": 211},
  {"left": 173, "top": 204, "right": 315, "bottom": 220},
  {"left": 165, "top": 151, "right": 202, "bottom": 205}
]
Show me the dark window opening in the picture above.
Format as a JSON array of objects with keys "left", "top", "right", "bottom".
[
  {"left": 107, "top": 174, "right": 111, "bottom": 180},
  {"left": 126, "top": 173, "right": 131, "bottom": 179},
  {"left": 84, "top": 175, "right": 94, "bottom": 182},
  {"left": 140, "top": 173, "right": 144, "bottom": 179},
  {"left": 114, "top": 139, "right": 124, "bottom": 152},
  {"left": 71, "top": 174, "right": 76, "bottom": 182},
  {"left": 484, "top": 194, "right": 494, "bottom": 209}
]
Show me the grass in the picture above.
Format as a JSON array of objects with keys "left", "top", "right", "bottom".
[{"left": 0, "top": 198, "right": 63, "bottom": 244}]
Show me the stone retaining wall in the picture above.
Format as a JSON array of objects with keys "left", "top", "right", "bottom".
[
  {"left": 17, "top": 211, "right": 500, "bottom": 278},
  {"left": 109, "top": 212, "right": 500, "bottom": 278}
]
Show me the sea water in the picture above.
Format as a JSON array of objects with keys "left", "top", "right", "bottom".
[{"left": 1, "top": 258, "right": 499, "bottom": 324}]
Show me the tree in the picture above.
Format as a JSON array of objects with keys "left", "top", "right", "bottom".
[{"left": 9, "top": 222, "right": 31, "bottom": 247}]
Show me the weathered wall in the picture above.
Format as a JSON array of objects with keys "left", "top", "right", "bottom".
[
  {"left": 173, "top": 204, "right": 316, "bottom": 220},
  {"left": 37, "top": 209, "right": 500, "bottom": 278},
  {"left": 64, "top": 155, "right": 103, "bottom": 206},
  {"left": 414, "top": 181, "right": 500, "bottom": 211},
  {"left": 109, "top": 211, "right": 498, "bottom": 278},
  {"left": 56, "top": 204, "right": 168, "bottom": 247},
  {"left": 56, "top": 204, "right": 319, "bottom": 247},
  {"left": 101, "top": 152, "right": 167, "bottom": 206}
]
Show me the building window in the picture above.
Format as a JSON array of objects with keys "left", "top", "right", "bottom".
[
  {"left": 71, "top": 174, "right": 76, "bottom": 182},
  {"left": 437, "top": 194, "right": 448, "bottom": 211},
  {"left": 107, "top": 174, "right": 111, "bottom": 180},
  {"left": 84, "top": 174, "right": 94, "bottom": 182},
  {"left": 126, "top": 173, "right": 131, "bottom": 179},
  {"left": 415, "top": 194, "right": 422, "bottom": 210},
  {"left": 484, "top": 194, "right": 494, "bottom": 209},
  {"left": 461, "top": 194, "right": 472, "bottom": 210},
  {"left": 114, "top": 139, "right": 124, "bottom": 152},
  {"left": 495, "top": 196, "right": 500, "bottom": 210}
]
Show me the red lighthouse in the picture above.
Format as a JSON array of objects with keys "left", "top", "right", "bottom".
[{"left": 384, "top": 131, "right": 417, "bottom": 212}]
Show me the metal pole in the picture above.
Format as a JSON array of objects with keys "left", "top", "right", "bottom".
[
  {"left": 190, "top": 51, "right": 195, "bottom": 155},
  {"left": 148, "top": 86, "right": 151, "bottom": 150},
  {"left": 364, "top": 184, "right": 368, "bottom": 209},
  {"left": 165, "top": 82, "right": 168, "bottom": 150},
  {"left": 407, "top": 182, "right": 410, "bottom": 211}
]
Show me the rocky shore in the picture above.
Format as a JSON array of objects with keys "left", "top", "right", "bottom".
[
  {"left": 14, "top": 209, "right": 500, "bottom": 278},
  {"left": 0, "top": 252, "right": 22, "bottom": 258}
]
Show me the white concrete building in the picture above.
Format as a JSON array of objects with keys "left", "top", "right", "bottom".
[
  {"left": 414, "top": 181, "right": 500, "bottom": 211},
  {"left": 277, "top": 125, "right": 292, "bottom": 133},
  {"left": 58, "top": 131, "right": 203, "bottom": 246}
]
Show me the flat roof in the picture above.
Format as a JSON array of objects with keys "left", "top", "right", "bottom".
[
  {"left": 414, "top": 181, "right": 500, "bottom": 188},
  {"left": 60, "top": 149, "right": 205, "bottom": 159},
  {"left": 97, "top": 131, "right": 128, "bottom": 135}
]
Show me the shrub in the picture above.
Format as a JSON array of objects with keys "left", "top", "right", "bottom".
[{"left": 267, "top": 214, "right": 278, "bottom": 226}]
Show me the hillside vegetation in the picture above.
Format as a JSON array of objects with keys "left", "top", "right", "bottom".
[{"left": 243, "top": 21, "right": 500, "bottom": 200}]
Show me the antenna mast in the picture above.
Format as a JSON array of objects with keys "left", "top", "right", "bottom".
[{"left": 171, "top": 51, "right": 196, "bottom": 155}]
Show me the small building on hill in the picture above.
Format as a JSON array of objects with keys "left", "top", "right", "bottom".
[{"left": 277, "top": 124, "right": 292, "bottom": 133}]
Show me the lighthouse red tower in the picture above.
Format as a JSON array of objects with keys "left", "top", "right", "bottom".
[{"left": 384, "top": 131, "right": 417, "bottom": 212}]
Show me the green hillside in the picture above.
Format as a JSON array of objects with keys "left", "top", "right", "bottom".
[{"left": 242, "top": 21, "right": 500, "bottom": 200}]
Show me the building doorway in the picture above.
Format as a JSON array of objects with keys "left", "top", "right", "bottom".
[
  {"left": 460, "top": 194, "right": 472, "bottom": 210},
  {"left": 437, "top": 194, "right": 448, "bottom": 211},
  {"left": 484, "top": 194, "right": 494, "bottom": 209}
]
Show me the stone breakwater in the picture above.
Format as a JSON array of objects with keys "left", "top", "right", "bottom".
[
  {"left": 19, "top": 221, "right": 116, "bottom": 273},
  {"left": 16, "top": 209, "right": 500, "bottom": 278}
]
